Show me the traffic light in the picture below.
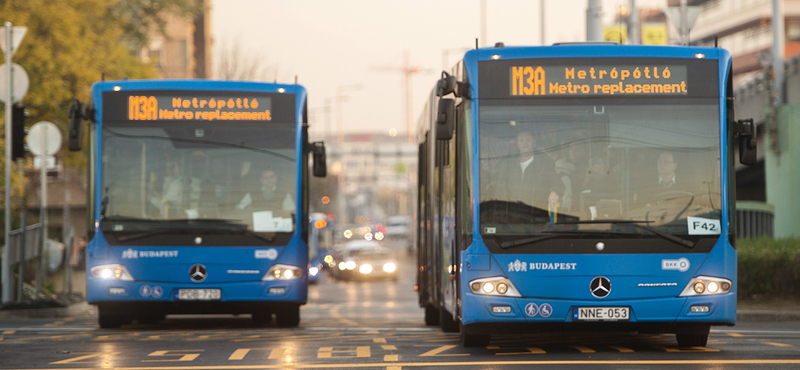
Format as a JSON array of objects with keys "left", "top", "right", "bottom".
[{"left": 11, "top": 103, "right": 26, "bottom": 161}]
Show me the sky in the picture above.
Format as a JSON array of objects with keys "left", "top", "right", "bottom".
[{"left": 212, "top": 0, "right": 668, "bottom": 141}]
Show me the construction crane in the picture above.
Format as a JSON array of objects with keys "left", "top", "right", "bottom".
[{"left": 372, "top": 51, "right": 433, "bottom": 143}]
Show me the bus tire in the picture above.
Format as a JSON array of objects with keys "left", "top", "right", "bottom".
[
  {"left": 98, "top": 308, "right": 128, "bottom": 329},
  {"left": 275, "top": 305, "right": 300, "bottom": 327},
  {"left": 676, "top": 325, "right": 710, "bottom": 347},
  {"left": 424, "top": 305, "right": 440, "bottom": 326},
  {"left": 440, "top": 307, "right": 459, "bottom": 333},
  {"left": 460, "top": 325, "right": 490, "bottom": 347},
  {"left": 252, "top": 311, "right": 273, "bottom": 326}
]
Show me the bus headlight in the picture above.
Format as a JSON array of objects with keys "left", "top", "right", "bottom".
[
  {"left": 90, "top": 264, "right": 134, "bottom": 281},
  {"left": 680, "top": 276, "right": 732, "bottom": 296},
  {"left": 383, "top": 262, "right": 397, "bottom": 273},
  {"left": 262, "top": 264, "right": 304, "bottom": 281},
  {"left": 359, "top": 264, "right": 373, "bottom": 274},
  {"left": 468, "top": 276, "right": 521, "bottom": 297}
]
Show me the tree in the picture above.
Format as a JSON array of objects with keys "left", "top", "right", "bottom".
[
  {"left": 113, "top": 0, "right": 201, "bottom": 53},
  {"left": 0, "top": 0, "right": 162, "bottom": 242},
  {"left": 216, "top": 40, "right": 277, "bottom": 81}
]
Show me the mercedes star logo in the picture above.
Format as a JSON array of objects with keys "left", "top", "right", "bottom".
[
  {"left": 189, "top": 264, "right": 207, "bottom": 282},
  {"left": 590, "top": 276, "right": 611, "bottom": 298}
]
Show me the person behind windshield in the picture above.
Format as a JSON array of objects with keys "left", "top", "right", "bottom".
[
  {"left": 502, "top": 131, "right": 563, "bottom": 213},
  {"left": 237, "top": 168, "right": 295, "bottom": 216},
  {"left": 149, "top": 158, "right": 184, "bottom": 218}
]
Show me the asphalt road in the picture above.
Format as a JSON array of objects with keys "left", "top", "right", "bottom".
[{"left": 1, "top": 256, "right": 799, "bottom": 369}]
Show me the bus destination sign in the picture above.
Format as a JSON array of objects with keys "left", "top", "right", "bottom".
[
  {"left": 510, "top": 65, "right": 688, "bottom": 97},
  {"left": 127, "top": 95, "right": 273, "bottom": 121}
]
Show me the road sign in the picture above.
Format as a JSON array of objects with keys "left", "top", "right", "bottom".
[
  {"left": 664, "top": 6, "right": 703, "bottom": 35},
  {"left": 0, "top": 26, "right": 27, "bottom": 57},
  {"left": 0, "top": 63, "right": 29, "bottom": 103},
  {"left": 27, "top": 121, "right": 62, "bottom": 156}
]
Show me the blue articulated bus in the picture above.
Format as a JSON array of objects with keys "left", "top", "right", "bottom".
[
  {"left": 415, "top": 44, "right": 757, "bottom": 347},
  {"left": 68, "top": 80, "right": 327, "bottom": 328}
]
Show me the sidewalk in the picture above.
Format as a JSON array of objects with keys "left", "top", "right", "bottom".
[{"left": 1, "top": 299, "right": 798, "bottom": 321}]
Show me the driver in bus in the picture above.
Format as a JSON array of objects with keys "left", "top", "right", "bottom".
[
  {"left": 236, "top": 168, "right": 295, "bottom": 217},
  {"left": 149, "top": 158, "right": 184, "bottom": 218}
]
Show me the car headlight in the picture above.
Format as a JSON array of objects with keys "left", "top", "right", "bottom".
[
  {"left": 680, "top": 276, "right": 732, "bottom": 296},
  {"left": 345, "top": 260, "right": 357, "bottom": 270},
  {"left": 468, "top": 276, "right": 521, "bottom": 297},
  {"left": 383, "top": 262, "right": 397, "bottom": 273},
  {"left": 309, "top": 266, "right": 319, "bottom": 276},
  {"left": 90, "top": 264, "right": 134, "bottom": 281},
  {"left": 359, "top": 264, "right": 373, "bottom": 274},
  {"left": 262, "top": 264, "right": 304, "bottom": 281}
]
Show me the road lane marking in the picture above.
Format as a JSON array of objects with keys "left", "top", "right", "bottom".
[
  {"left": 374, "top": 338, "right": 387, "bottom": 343},
  {"left": 143, "top": 350, "right": 203, "bottom": 362},
  {"left": 382, "top": 345, "right": 397, "bottom": 350},
  {"left": 23, "top": 359, "right": 800, "bottom": 369},
  {"left": 384, "top": 354, "right": 399, "bottom": 361},
  {"left": 764, "top": 342, "right": 793, "bottom": 347},
  {"left": 318, "top": 346, "right": 371, "bottom": 358},
  {"left": 570, "top": 346, "right": 595, "bottom": 353},
  {"left": 609, "top": 346, "right": 634, "bottom": 353},
  {"left": 50, "top": 352, "right": 120, "bottom": 364},
  {"left": 654, "top": 346, "right": 720, "bottom": 352},
  {"left": 419, "top": 345, "right": 470, "bottom": 357},
  {"left": 726, "top": 333, "right": 746, "bottom": 337},
  {"left": 1, "top": 330, "right": 14, "bottom": 334},
  {"left": 493, "top": 347, "right": 546, "bottom": 355},
  {"left": 229, "top": 348, "right": 286, "bottom": 360}
]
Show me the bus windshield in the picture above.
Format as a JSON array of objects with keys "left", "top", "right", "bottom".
[
  {"left": 479, "top": 100, "right": 721, "bottom": 240},
  {"left": 100, "top": 121, "right": 297, "bottom": 236}
]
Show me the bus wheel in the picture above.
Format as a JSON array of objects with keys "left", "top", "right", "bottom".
[
  {"left": 440, "top": 308, "right": 459, "bottom": 333},
  {"left": 275, "top": 305, "right": 300, "bottom": 327},
  {"left": 676, "top": 325, "right": 710, "bottom": 347},
  {"left": 424, "top": 305, "right": 440, "bottom": 326},
  {"left": 460, "top": 326, "right": 490, "bottom": 347},
  {"left": 98, "top": 308, "right": 129, "bottom": 329},
  {"left": 252, "top": 311, "right": 273, "bottom": 326}
]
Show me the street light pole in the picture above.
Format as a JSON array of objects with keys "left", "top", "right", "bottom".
[
  {"left": 3, "top": 22, "right": 14, "bottom": 304},
  {"left": 773, "top": 0, "right": 785, "bottom": 104}
]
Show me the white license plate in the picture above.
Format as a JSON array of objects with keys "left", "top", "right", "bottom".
[
  {"left": 573, "top": 307, "right": 630, "bottom": 321},
  {"left": 178, "top": 289, "right": 221, "bottom": 300}
]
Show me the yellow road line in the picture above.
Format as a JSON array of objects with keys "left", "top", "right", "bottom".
[
  {"left": 373, "top": 338, "right": 387, "bottom": 343},
  {"left": 19, "top": 359, "right": 800, "bottom": 369},
  {"left": 2, "top": 330, "right": 15, "bottom": 334},
  {"left": 726, "top": 333, "right": 746, "bottom": 337},
  {"left": 384, "top": 354, "right": 399, "bottom": 361},
  {"left": 764, "top": 342, "right": 793, "bottom": 347},
  {"left": 608, "top": 346, "right": 634, "bottom": 353},
  {"left": 570, "top": 346, "right": 595, "bottom": 353},
  {"left": 382, "top": 345, "right": 397, "bottom": 350}
]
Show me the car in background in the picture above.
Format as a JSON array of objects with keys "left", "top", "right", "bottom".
[
  {"left": 384, "top": 215, "right": 414, "bottom": 256},
  {"left": 340, "top": 247, "right": 398, "bottom": 282}
]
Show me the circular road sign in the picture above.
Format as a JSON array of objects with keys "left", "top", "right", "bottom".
[
  {"left": 27, "top": 121, "right": 62, "bottom": 156},
  {"left": 0, "top": 63, "right": 30, "bottom": 103}
]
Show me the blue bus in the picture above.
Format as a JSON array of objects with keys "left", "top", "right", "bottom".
[
  {"left": 68, "top": 80, "right": 326, "bottom": 328},
  {"left": 415, "top": 44, "right": 757, "bottom": 347}
]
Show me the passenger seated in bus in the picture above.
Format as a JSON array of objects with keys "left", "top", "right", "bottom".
[
  {"left": 578, "top": 156, "right": 622, "bottom": 219},
  {"left": 500, "top": 131, "right": 564, "bottom": 213},
  {"left": 236, "top": 168, "right": 295, "bottom": 217}
]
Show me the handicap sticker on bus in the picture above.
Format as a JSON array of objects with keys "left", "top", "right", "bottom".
[{"left": 539, "top": 303, "right": 553, "bottom": 317}]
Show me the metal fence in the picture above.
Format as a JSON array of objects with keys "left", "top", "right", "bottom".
[{"left": 736, "top": 201, "right": 774, "bottom": 239}]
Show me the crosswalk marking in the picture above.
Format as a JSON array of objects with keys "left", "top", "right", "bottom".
[
  {"left": 571, "top": 346, "right": 596, "bottom": 353},
  {"left": 609, "top": 346, "right": 634, "bottom": 353},
  {"left": 764, "top": 342, "right": 793, "bottom": 347}
]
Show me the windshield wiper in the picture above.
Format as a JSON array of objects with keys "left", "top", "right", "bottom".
[
  {"left": 499, "top": 234, "right": 563, "bottom": 249},
  {"left": 559, "top": 220, "right": 695, "bottom": 249},
  {"left": 109, "top": 218, "right": 276, "bottom": 244}
]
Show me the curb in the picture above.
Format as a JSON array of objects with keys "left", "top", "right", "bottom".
[
  {"left": 0, "top": 301, "right": 91, "bottom": 319},
  {"left": 737, "top": 310, "right": 800, "bottom": 322}
]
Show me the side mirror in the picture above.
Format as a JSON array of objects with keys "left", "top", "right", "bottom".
[
  {"left": 311, "top": 141, "right": 327, "bottom": 177},
  {"left": 436, "top": 98, "right": 455, "bottom": 140},
  {"left": 436, "top": 71, "right": 470, "bottom": 98},
  {"left": 737, "top": 118, "right": 757, "bottom": 166},
  {"left": 67, "top": 98, "right": 85, "bottom": 151}
]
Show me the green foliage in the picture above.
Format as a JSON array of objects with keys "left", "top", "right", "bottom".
[
  {"left": 0, "top": 0, "right": 162, "bottom": 242},
  {"left": 738, "top": 238, "right": 800, "bottom": 300},
  {"left": 113, "top": 0, "right": 201, "bottom": 53}
]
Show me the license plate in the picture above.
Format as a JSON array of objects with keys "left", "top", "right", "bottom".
[
  {"left": 573, "top": 307, "right": 630, "bottom": 321},
  {"left": 178, "top": 289, "right": 221, "bottom": 300}
]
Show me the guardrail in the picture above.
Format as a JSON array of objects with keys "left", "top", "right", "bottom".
[{"left": 736, "top": 201, "right": 774, "bottom": 239}]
